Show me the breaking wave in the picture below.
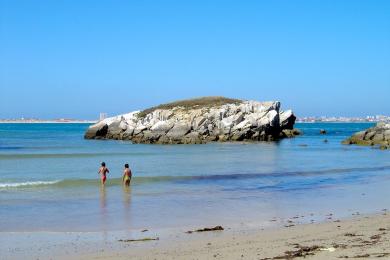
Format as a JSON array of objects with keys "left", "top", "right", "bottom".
[{"left": 0, "top": 180, "right": 61, "bottom": 188}]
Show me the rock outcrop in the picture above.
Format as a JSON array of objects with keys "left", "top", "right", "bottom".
[
  {"left": 85, "top": 97, "right": 300, "bottom": 144},
  {"left": 342, "top": 122, "right": 390, "bottom": 150}
]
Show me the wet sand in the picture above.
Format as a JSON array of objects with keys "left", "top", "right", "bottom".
[
  {"left": 78, "top": 212, "right": 390, "bottom": 260},
  {"left": 3, "top": 211, "right": 389, "bottom": 260}
]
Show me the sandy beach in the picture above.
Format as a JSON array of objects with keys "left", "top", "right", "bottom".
[
  {"left": 79, "top": 212, "right": 390, "bottom": 260},
  {"left": 2, "top": 211, "right": 388, "bottom": 259}
]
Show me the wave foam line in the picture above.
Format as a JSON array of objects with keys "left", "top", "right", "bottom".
[{"left": 0, "top": 180, "right": 61, "bottom": 188}]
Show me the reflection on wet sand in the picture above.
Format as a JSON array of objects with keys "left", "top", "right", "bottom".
[
  {"left": 99, "top": 185, "right": 108, "bottom": 241},
  {"left": 99, "top": 185, "right": 108, "bottom": 228},
  {"left": 99, "top": 185, "right": 107, "bottom": 211},
  {"left": 122, "top": 185, "right": 133, "bottom": 228}
]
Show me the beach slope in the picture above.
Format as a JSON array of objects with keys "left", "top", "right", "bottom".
[{"left": 74, "top": 213, "right": 390, "bottom": 260}]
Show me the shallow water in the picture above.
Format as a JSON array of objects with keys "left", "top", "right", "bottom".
[{"left": 1, "top": 123, "right": 390, "bottom": 232}]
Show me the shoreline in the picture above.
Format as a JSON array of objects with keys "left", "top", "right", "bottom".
[{"left": 2, "top": 211, "right": 389, "bottom": 259}]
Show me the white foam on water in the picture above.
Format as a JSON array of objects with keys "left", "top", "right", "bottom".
[{"left": 0, "top": 180, "right": 61, "bottom": 188}]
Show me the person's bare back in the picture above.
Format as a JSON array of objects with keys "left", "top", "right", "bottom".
[
  {"left": 98, "top": 162, "right": 109, "bottom": 185},
  {"left": 122, "top": 163, "right": 132, "bottom": 186}
]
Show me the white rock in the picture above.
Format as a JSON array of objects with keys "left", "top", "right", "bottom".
[
  {"left": 119, "top": 121, "right": 128, "bottom": 130},
  {"left": 133, "top": 124, "right": 147, "bottom": 135},
  {"left": 267, "top": 110, "right": 279, "bottom": 127},
  {"left": 280, "top": 110, "right": 293, "bottom": 123},
  {"left": 167, "top": 123, "right": 191, "bottom": 139},
  {"left": 234, "top": 119, "right": 251, "bottom": 130},
  {"left": 150, "top": 120, "right": 174, "bottom": 132}
]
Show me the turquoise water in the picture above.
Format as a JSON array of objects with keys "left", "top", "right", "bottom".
[{"left": 1, "top": 123, "right": 390, "bottom": 232}]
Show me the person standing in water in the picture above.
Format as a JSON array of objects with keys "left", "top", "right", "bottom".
[
  {"left": 98, "top": 162, "right": 109, "bottom": 185},
  {"left": 122, "top": 164, "right": 132, "bottom": 186}
]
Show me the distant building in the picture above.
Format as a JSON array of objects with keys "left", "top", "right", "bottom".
[
  {"left": 99, "top": 113, "right": 107, "bottom": 121},
  {"left": 297, "top": 115, "right": 390, "bottom": 123}
]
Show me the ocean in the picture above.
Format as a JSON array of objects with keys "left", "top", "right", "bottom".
[{"left": 1, "top": 122, "right": 390, "bottom": 232}]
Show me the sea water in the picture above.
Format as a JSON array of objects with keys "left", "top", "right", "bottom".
[{"left": 1, "top": 123, "right": 390, "bottom": 232}]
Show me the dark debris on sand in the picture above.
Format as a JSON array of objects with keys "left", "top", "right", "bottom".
[
  {"left": 186, "top": 226, "right": 224, "bottom": 234},
  {"left": 118, "top": 237, "right": 159, "bottom": 242},
  {"left": 260, "top": 244, "right": 324, "bottom": 260}
]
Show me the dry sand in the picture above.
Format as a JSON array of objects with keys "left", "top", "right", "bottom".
[{"left": 72, "top": 211, "right": 390, "bottom": 260}]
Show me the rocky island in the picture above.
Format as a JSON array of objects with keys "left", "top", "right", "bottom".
[
  {"left": 342, "top": 122, "right": 390, "bottom": 150},
  {"left": 84, "top": 97, "right": 300, "bottom": 144}
]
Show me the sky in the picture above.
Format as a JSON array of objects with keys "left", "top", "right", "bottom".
[{"left": 0, "top": 0, "right": 389, "bottom": 119}]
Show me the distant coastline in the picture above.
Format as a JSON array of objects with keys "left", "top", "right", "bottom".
[
  {"left": 0, "top": 119, "right": 97, "bottom": 124},
  {"left": 1, "top": 115, "right": 389, "bottom": 124},
  {"left": 297, "top": 115, "right": 389, "bottom": 123}
]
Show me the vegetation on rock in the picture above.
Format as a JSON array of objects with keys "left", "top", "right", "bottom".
[{"left": 137, "top": 96, "right": 242, "bottom": 118}]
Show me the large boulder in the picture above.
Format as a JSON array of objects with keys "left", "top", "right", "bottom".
[
  {"left": 106, "top": 120, "right": 124, "bottom": 139},
  {"left": 84, "top": 121, "right": 108, "bottom": 139},
  {"left": 150, "top": 120, "right": 175, "bottom": 133},
  {"left": 279, "top": 110, "right": 296, "bottom": 130},
  {"left": 166, "top": 123, "right": 192, "bottom": 140},
  {"left": 84, "top": 97, "right": 299, "bottom": 144},
  {"left": 281, "top": 129, "right": 302, "bottom": 138},
  {"left": 342, "top": 123, "right": 390, "bottom": 149}
]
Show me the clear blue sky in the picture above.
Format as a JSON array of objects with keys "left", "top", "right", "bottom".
[{"left": 1, "top": 0, "right": 389, "bottom": 119}]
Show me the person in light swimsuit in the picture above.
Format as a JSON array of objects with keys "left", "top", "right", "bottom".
[
  {"left": 98, "top": 162, "right": 109, "bottom": 185},
  {"left": 122, "top": 163, "right": 132, "bottom": 186}
]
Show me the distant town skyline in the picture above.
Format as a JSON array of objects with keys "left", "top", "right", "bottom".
[
  {"left": 1, "top": 1, "right": 389, "bottom": 119},
  {"left": 1, "top": 114, "right": 389, "bottom": 123}
]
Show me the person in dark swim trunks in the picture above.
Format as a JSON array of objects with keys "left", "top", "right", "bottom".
[
  {"left": 122, "top": 163, "right": 132, "bottom": 186},
  {"left": 98, "top": 162, "right": 109, "bottom": 185}
]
